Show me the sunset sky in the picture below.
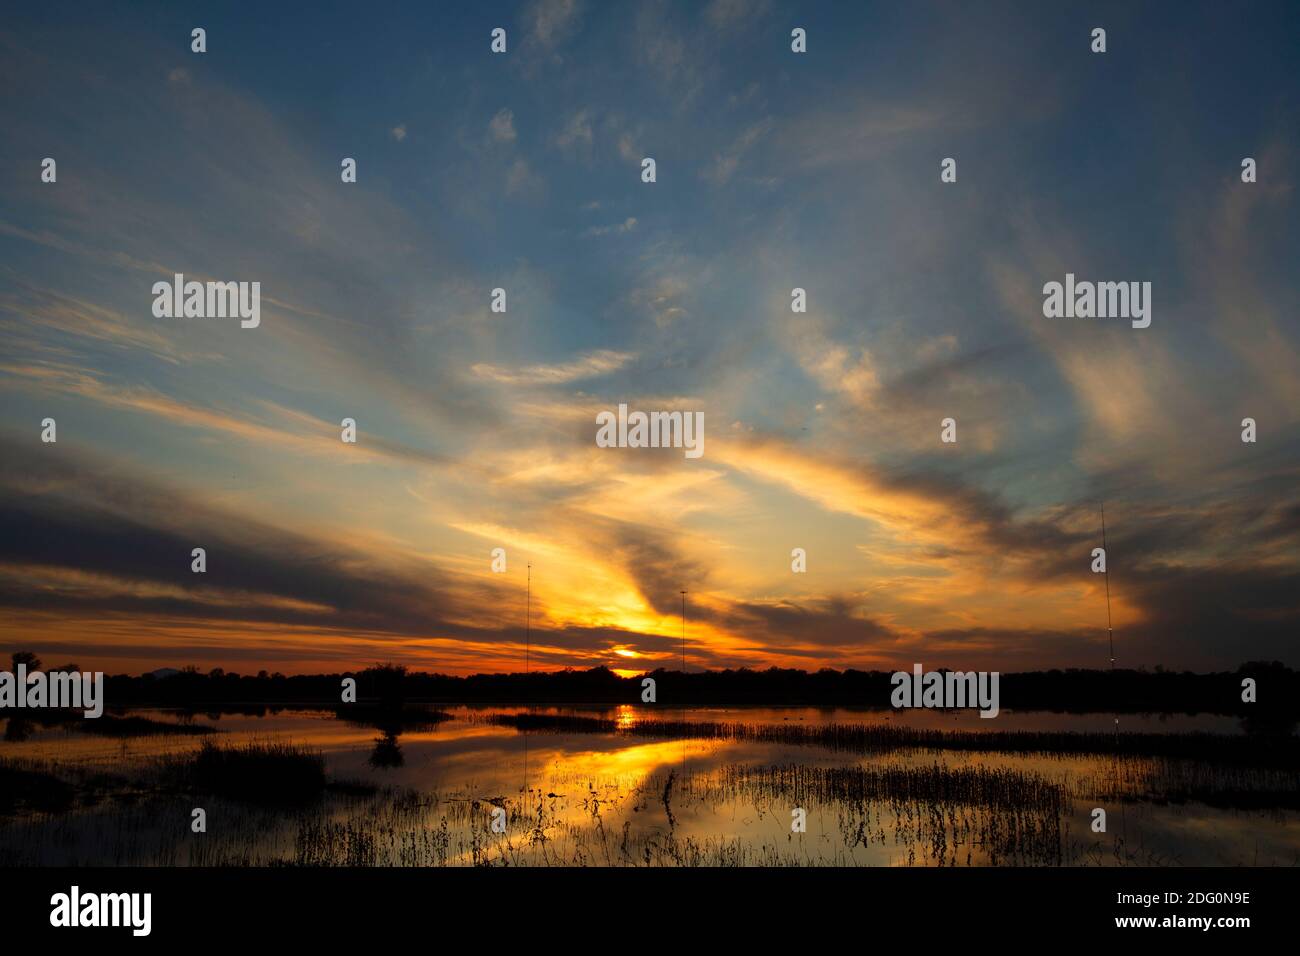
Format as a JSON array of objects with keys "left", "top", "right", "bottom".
[{"left": 1, "top": 1, "right": 1297, "bottom": 676}]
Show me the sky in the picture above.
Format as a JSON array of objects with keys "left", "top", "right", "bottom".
[{"left": 0, "top": 0, "right": 1297, "bottom": 677}]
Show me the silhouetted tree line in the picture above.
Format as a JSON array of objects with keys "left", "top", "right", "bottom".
[{"left": 4, "top": 652, "right": 1294, "bottom": 718}]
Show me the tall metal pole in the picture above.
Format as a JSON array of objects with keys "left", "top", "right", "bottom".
[
  {"left": 524, "top": 563, "right": 532, "bottom": 805},
  {"left": 1101, "top": 505, "right": 1114, "bottom": 668},
  {"left": 680, "top": 591, "right": 686, "bottom": 674},
  {"left": 680, "top": 590, "right": 687, "bottom": 775}
]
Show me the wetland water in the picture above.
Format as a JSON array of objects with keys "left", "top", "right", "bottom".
[{"left": 1, "top": 705, "right": 1294, "bottom": 866}]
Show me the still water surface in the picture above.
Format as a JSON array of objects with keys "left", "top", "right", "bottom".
[{"left": 1, "top": 705, "right": 1292, "bottom": 866}]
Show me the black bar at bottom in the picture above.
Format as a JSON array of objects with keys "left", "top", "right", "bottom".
[{"left": 0, "top": 866, "right": 1286, "bottom": 941}]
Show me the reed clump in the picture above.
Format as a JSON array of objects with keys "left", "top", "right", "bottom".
[
  {"left": 172, "top": 741, "right": 327, "bottom": 806},
  {"left": 80, "top": 714, "right": 218, "bottom": 737},
  {"left": 485, "top": 713, "right": 1298, "bottom": 767},
  {"left": 0, "top": 758, "right": 76, "bottom": 815}
]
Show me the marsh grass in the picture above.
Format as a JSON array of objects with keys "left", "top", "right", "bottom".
[
  {"left": 285, "top": 762, "right": 1072, "bottom": 867},
  {"left": 166, "top": 741, "right": 327, "bottom": 807},
  {"left": 0, "top": 759, "right": 76, "bottom": 815},
  {"left": 485, "top": 713, "right": 1298, "bottom": 767},
  {"left": 2, "top": 710, "right": 217, "bottom": 736},
  {"left": 80, "top": 714, "right": 219, "bottom": 737},
  {"left": 333, "top": 705, "right": 454, "bottom": 730},
  {"left": 3, "top": 750, "right": 1292, "bottom": 866},
  {"left": 3, "top": 707, "right": 1296, "bottom": 867},
  {"left": 705, "top": 763, "right": 1066, "bottom": 865}
]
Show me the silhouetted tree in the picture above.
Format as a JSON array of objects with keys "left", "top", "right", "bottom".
[{"left": 10, "top": 651, "right": 41, "bottom": 672}]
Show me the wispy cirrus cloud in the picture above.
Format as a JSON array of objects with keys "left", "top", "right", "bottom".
[
  {"left": 0, "top": 2, "right": 1296, "bottom": 677},
  {"left": 470, "top": 349, "right": 636, "bottom": 386}
]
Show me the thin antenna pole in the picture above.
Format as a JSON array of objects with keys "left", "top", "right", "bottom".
[
  {"left": 680, "top": 589, "right": 687, "bottom": 775},
  {"left": 1101, "top": 504, "right": 1114, "bottom": 669},
  {"left": 524, "top": 563, "right": 532, "bottom": 804},
  {"left": 1102, "top": 505, "right": 1125, "bottom": 842},
  {"left": 680, "top": 591, "right": 686, "bottom": 674}
]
